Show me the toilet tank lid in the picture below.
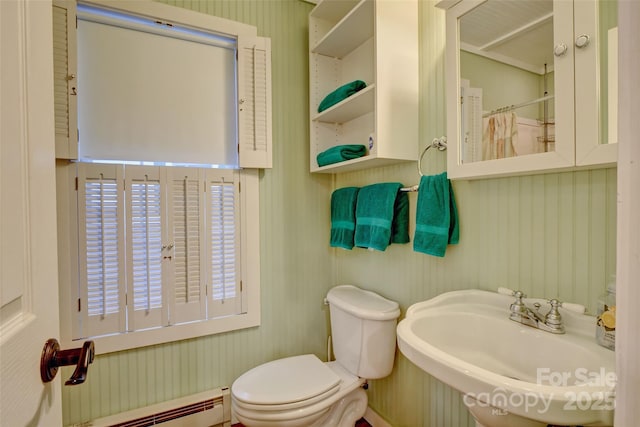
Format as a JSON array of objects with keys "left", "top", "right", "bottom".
[{"left": 327, "top": 285, "right": 400, "bottom": 321}]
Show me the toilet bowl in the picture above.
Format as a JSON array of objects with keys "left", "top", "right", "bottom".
[
  {"left": 232, "top": 355, "right": 367, "bottom": 427},
  {"left": 231, "top": 285, "right": 400, "bottom": 427}
]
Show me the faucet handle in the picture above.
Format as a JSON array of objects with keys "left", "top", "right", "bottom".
[
  {"left": 513, "top": 290, "right": 526, "bottom": 299},
  {"left": 508, "top": 290, "right": 527, "bottom": 314},
  {"left": 544, "top": 299, "right": 565, "bottom": 332},
  {"left": 546, "top": 298, "right": 561, "bottom": 316},
  {"left": 545, "top": 298, "right": 586, "bottom": 314}
]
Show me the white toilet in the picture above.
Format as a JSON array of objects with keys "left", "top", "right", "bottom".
[{"left": 231, "top": 285, "right": 401, "bottom": 427}]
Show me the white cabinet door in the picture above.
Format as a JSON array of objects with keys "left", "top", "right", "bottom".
[
  {"left": 1, "top": 1, "right": 62, "bottom": 425},
  {"left": 443, "top": 0, "right": 575, "bottom": 179},
  {"left": 441, "top": 0, "right": 617, "bottom": 180},
  {"left": 574, "top": 0, "right": 618, "bottom": 166}
]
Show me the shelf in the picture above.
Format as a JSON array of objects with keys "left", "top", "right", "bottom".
[
  {"left": 311, "top": 0, "right": 374, "bottom": 59},
  {"left": 311, "top": 155, "right": 414, "bottom": 174},
  {"left": 309, "top": 0, "right": 418, "bottom": 174},
  {"left": 313, "top": 84, "right": 375, "bottom": 124},
  {"left": 310, "top": 0, "right": 361, "bottom": 23}
]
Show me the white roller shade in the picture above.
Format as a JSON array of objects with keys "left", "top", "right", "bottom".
[{"left": 77, "top": 12, "right": 238, "bottom": 166}]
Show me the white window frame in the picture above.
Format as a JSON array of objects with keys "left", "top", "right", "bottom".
[{"left": 55, "top": 0, "right": 268, "bottom": 354}]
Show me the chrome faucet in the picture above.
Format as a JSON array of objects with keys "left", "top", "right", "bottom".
[{"left": 506, "top": 290, "right": 566, "bottom": 334}]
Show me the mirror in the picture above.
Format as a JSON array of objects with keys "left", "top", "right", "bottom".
[
  {"left": 458, "top": 0, "right": 556, "bottom": 163},
  {"left": 456, "top": 0, "right": 617, "bottom": 165},
  {"left": 598, "top": 0, "right": 618, "bottom": 146}
]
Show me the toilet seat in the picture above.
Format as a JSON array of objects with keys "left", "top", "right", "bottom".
[
  {"left": 232, "top": 357, "right": 366, "bottom": 426},
  {"left": 232, "top": 354, "right": 342, "bottom": 410}
]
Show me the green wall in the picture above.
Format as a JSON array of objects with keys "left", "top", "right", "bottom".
[
  {"left": 61, "top": 0, "right": 333, "bottom": 423},
  {"left": 335, "top": 2, "right": 616, "bottom": 427},
  {"left": 461, "top": 50, "right": 544, "bottom": 120},
  {"left": 62, "top": 1, "right": 617, "bottom": 426}
]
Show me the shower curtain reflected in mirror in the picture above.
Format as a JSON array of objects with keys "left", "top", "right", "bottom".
[{"left": 482, "top": 111, "right": 518, "bottom": 160}]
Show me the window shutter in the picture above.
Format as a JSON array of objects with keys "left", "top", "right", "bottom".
[
  {"left": 77, "top": 163, "right": 125, "bottom": 338},
  {"left": 125, "top": 166, "right": 166, "bottom": 331},
  {"left": 237, "top": 35, "right": 272, "bottom": 169},
  {"left": 52, "top": 0, "right": 77, "bottom": 159},
  {"left": 166, "top": 168, "right": 206, "bottom": 324},
  {"left": 206, "top": 170, "right": 242, "bottom": 318}
]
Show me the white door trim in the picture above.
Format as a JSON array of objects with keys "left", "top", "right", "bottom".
[{"left": 615, "top": 1, "right": 640, "bottom": 424}]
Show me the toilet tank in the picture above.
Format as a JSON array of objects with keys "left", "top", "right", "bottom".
[{"left": 326, "top": 285, "right": 401, "bottom": 379}]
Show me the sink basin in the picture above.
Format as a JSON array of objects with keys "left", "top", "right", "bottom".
[{"left": 396, "top": 289, "right": 615, "bottom": 427}]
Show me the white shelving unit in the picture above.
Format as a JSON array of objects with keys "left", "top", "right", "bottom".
[{"left": 309, "top": 0, "right": 418, "bottom": 173}]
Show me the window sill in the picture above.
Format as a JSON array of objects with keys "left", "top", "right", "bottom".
[{"left": 64, "top": 310, "right": 260, "bottom": 355}]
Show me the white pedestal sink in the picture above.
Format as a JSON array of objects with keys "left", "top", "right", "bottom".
[{"left": 396, "top": 290, "right": 615, "bottom": 427}]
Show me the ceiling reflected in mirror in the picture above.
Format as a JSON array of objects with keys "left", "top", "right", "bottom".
[{"left": 460, "top": 0, "right": 553, "bottom": 75}]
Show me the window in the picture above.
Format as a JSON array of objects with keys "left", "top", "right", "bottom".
[
  {"left": 54, "top": 0, "right": 270, "bottom": 353},
  {"left": 76, "top": 3, "right": 239, "bottom": 166},
  {"left": 77, "top": 164, "right": 242, "bottom": 337}
]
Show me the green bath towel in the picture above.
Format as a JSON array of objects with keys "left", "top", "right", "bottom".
[
  {"left": 318, "top": 80, "right": 367, "bottom": 113},
  {"left": 330, "top": 187, "right": 360, "bottom": 250},
  {"left": 354, "top": 183, "right": 409, "bottom": 251},
  {"left": 391, "top": 190, "right": 410, "bottom": 245},
  {"left": 317, "top": 144, "right": 367, "bottom": 167},
  {"left": 413, "top": 173, "right": 459, "bottom": 257}
]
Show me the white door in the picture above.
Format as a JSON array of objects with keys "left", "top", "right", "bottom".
[{"left": 1, "top": 0, "right": 63, "bottom": 426}]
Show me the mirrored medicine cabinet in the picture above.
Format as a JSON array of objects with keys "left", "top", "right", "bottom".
[{"left": 437, "top": 0, "right": 618, "bottom": 179}]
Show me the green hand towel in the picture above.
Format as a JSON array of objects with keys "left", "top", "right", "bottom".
[
  {"left": 317, "top": 144, "right": 367, "bottom": 167},
  {"left": 318, "top": 80, "right": 367, "bottom": 113},
  {"left": 413, "top": 172, "right": 459, "bottom": 257},
  {"left": 391, "top": 190, "right": 410, "bottom": 244},
  {"left": 330, "top": 187, "right": 360, "bottom": 250},
  {"left": 355, "top": 183, "right": 409, "bottom": 251}
]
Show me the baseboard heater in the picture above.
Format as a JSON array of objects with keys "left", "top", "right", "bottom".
[{"left": 85, "top": 387, "right": 231, "bottom": 427}]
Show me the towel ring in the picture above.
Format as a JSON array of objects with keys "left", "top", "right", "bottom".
[{"left": 418, "top": 137, "right": 447, "bottom": 176}]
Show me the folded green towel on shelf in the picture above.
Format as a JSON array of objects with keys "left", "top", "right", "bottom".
[
  {"left": 354, "top": 182, "right": 409, "bottom": 251},
  {"left": 317, "top": 144, "right": 367, "bottom": 167},
  {"left": 413, "top": 172, "right": 459, "bottom": 257},
  {"left": 318, "top": 80, "right": 367, "bottom": 113},
  {"left": 330, "top": 187, "right": 360, "bottom": 250}
]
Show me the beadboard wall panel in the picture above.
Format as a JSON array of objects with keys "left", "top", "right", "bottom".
[
  {"left": 61, "top": 0, "right": 334, "bottom": 424},
  {"left": 334, "top": 2, "right": 617, "bottom": 427},
  {"left": 337, "top": 171, "right": 616, "bottom": 427}
]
